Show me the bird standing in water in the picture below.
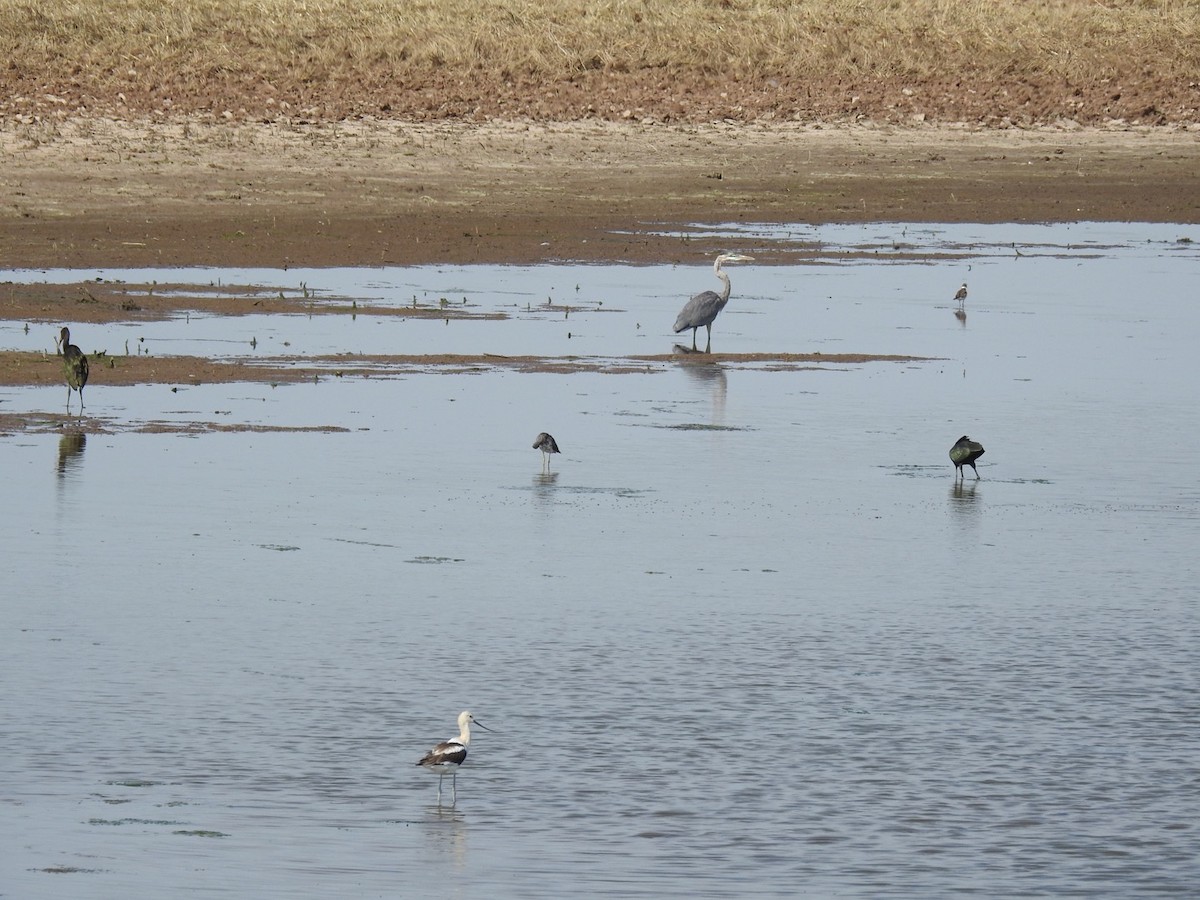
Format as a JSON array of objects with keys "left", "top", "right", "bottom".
[
  {"left": 59, "top": 326, "right": 89, "bottom": 414},
  {"left": 954, "top": 282, "right": 968, "bottom": 308},
  {"left": 533, "top": 432, "right": 560, "bottom": 470},
  {"left": 416, "top": 710, "right": 493, "bottom": 805},
  {"left": 949, "top": 435, "right": 985, "bottom": 479},
  {"left": 673, "top": 253, "right": 755, "bottom": 353}
]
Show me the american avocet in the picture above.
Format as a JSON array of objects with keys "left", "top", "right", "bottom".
[
  {"left": 416, "top": 710, "right": 493, "bottom": 805},
  {"left": 532, "top": 432, "right": 560, "bottom": 470},
  {"left": 949, "top": 435, "right": 985, "bottom": 480},
  {"left": 954, "top": 282, "right": 968, "bottom": 307},
  {"left": 673, "top": 253, "right": 754, "bottom": 353},
  {"left": 58, "top": 326, "right": 89, "bottom": 415}
]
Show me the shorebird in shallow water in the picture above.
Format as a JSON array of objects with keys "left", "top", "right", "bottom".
[
  {"left": 949, "top": 435, "right": 985, "bottom": 480},
  {"left": 416, "top": 710, "right": 493, "bottom": 805},
  {"left": 954, "top": 282, "right": 968, "bottom": 308},
  {"left": 59, "top": 326, "right": 89, "bottom": 414},
  {"left": 673, "top": 253, "right": 755, "bottom": 353},
  {"left": 533, "top": 432, "right": 560, "bottom": 470}
]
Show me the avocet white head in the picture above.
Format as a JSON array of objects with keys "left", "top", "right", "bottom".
[{"left": 415, "top": 710, "right": 493, "bottom": 805}]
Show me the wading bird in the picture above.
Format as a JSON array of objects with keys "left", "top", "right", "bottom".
[
  {"left": 949, "top": 435, "right": 985, "bottom": 480},
  {"left": 59, "top": 326, "right": 89, "bottom": 414},
  {"left": 673, "top": 253, "right": 755, "bottom": 353},
  {"left": 533, "top": 432, "right": 560, "bottom": 470},
  {"left": 954, "top": 282, "right": 968, "bottom": 307},
  {"left": 416, "top": 710, "right": 493, "bottom": 805}
]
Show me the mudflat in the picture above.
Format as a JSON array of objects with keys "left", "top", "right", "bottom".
[
  {"left": 2, "top": 117, "right": 1198, "bottom": 413},
  {"left": 3, "top": 119, "right": 1198, "bottom": 273}
]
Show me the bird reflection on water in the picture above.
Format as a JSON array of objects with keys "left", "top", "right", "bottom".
[
  {"left": 676, "top": 356, "right": 728, "bottom": 427},
  {"left": 56, "top": 432, "right": 87, "bottom": 480},
  {"left": 533, "top": 470, "right": 560, "bottom": 501},
  {"left": 951, "top": 480, "right": 980, "bottom": 503},
  {"left": 948, "top": 479, "right": 983, "bottom": 526}
]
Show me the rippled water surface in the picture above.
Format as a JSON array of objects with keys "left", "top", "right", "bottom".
[{"left": 3, "top": 222, "right": 1199, "bottom": 897}]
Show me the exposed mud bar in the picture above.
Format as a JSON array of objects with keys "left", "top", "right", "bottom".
[
  {"left": 0, "top": 281, "right": 505, "bottom": 325},
  {"left": 2, "top": 121, "right": 1199, "bottom": 272},
  {"left": 4, "top": 350, "right": 931, "bottom": 434},
  {"left": 2, "top": 349, "right": 934, "bottom": 387},
  {"left": 5, "top": 411, "right": 352, "bottom": 436},
  {"left": 0, "top": 349, "right": 932, "bottom": 433}
]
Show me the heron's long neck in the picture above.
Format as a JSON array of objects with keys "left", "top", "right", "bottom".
[{"left": 716, "top": 271, "right": 732, "bottom": 303}]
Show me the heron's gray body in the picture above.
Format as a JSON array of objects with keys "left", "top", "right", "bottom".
[
  {"left": 673, "top": 253, "right": 753, "bottom": 352},
  {"left": 674, "top": 289, "right": 728, "bottom": 338},
  {"left": 949, "top": 435, "right": 985, "bottom": 479}
]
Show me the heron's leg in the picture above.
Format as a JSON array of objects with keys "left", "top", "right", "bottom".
[
  {"left": 691, "top": 328, "right": 698, "bottom": 351},
  {"left": 704, "top": 324, "right": 712, "bottom": 354}
]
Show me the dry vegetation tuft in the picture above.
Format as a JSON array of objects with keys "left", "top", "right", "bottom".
[{"left": 1, "top": 0, "right": 1198, "bottom": 123}]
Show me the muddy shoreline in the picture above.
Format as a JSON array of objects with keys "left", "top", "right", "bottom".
[
  {"left": 2, "top": 118, "right": 1198, "bottom": 422},
  {"left": 4, "top": 349, "right": 930, "bottom": 388},
  {"left": 5, "top": 347, "right": 931, "bottom": 434},
  {"left": 3, "top": 120, "right": 1198, "bottom": 275}
]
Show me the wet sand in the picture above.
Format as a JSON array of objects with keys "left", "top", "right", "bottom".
[{"left": 4, "top": 119, "right": 1199, "bottom": 274}]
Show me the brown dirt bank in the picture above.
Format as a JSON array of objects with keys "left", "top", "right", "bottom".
[{"left": 2, "top": 119, "right": 1199, "bottom": 272}]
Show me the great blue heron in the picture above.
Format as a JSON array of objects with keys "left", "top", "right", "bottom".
[
  {"left": 533, "top": 432, "right": 560, "bottom": 469},
  {"left": 415, "top": 710, "right": 493, "bottom": 805},
  {"left": 954, "top": 282, "right": 968, "bottom": 307},
  {"left": 59, "top": 326, "right": 89, "bottom": 414},
  {"left": 673, "top": 253, "right": 755, "bottom": 353},
  {"left": 949, "top": 435, "right": 985, "bottom": 479}
]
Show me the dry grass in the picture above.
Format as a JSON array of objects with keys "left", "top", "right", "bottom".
[
  {"left": 6, "top": 0, "right": 1198, "bottom": 78},
  {"left": 1, "top": 0, "right": 1198, "bottom": 123}
]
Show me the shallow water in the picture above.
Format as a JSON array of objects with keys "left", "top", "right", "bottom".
[{"left": 3, "top": 222, "right": 1199, "bottom": 897}]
